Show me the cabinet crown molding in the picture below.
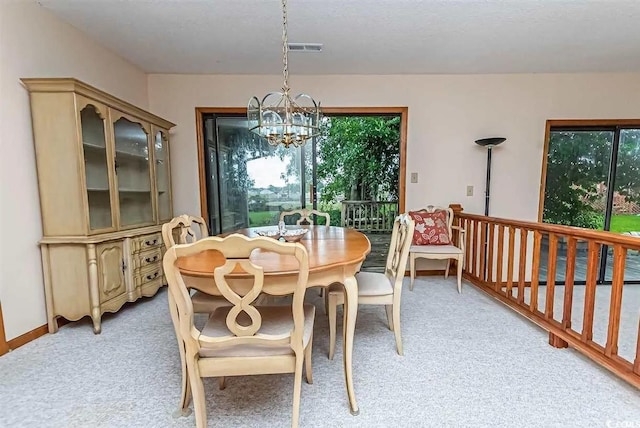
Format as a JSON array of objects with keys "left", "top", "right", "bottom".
[{"left": 21, "top": 77, "right": 175, "bottom": 129}]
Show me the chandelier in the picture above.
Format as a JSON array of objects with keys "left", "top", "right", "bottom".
[{"left": 247, "top": 0, "right": 321, "bottom": 148}]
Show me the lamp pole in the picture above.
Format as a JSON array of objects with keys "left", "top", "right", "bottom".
[
  {"left": 475, "top": 137, "right": 506, "bottom": 280},
  {"left": 484, "top": 146, "right": 492, "bottom": 216}
]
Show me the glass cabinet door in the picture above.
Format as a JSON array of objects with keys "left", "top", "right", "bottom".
[
  {"left": 113, "top": 115, "right": 154, "bottom": 227},
  {"left": 80, "top": 103, "right": 114, "bottom": 231},
  {"left": 153, "top": 129, "right": 172, "bottom": 222}
]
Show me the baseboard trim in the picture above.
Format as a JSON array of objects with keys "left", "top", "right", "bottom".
[
  {"left": 7, "top": 324, "right": 49, "bottom": 351},
  {"left": 405, "top": 269, "right": 452, "bottom": 277}
]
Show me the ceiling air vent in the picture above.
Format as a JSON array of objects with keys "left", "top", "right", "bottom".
[{"left": 287, "top": 43, "right": 323, "bottom": 52}]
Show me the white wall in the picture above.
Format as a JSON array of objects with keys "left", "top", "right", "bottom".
[
  {"left": 0, "top": 2, "right": 148, "bottom": 340},
  {"left": 147, "top": 73, "right": 640, "bottom": 222}
]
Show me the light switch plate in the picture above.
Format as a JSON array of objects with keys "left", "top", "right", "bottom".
[
  {"left": 466, "top": 185, "right": 474, "bottom": 196},
  {"left": 410, "top": 172, "right": 418, "bottom": 183}
]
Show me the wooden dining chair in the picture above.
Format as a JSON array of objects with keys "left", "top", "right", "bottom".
[
  {"left": 280, "top": 208, "right": 331, "bottom": 299},
  {"left": 163, "top": 234, "right": 315, "bottom": 428},
  {"left": 280, "top": 208, "right": 331, "bottom": 226},
  {"left": 162, "top": 214, "right": 227, "bottom": 313},
  {"left": 327, "top": 214, "right": 415, "bottom": 357}
]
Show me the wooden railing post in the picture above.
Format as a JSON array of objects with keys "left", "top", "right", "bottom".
[
  {"left": 449, "top": 204, "right": 464, "bottom": 277},
  {"left": 449, "top": 203, "right": 463, "bottom": 247}
]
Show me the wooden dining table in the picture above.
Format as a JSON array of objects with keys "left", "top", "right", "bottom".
[{"left": 175, "top": 225, "right": 371, "bottom": 415}]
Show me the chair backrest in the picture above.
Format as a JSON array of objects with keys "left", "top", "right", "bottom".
[
  {"left": 414, "top": 205, "right": 454, "bottom": 238},
  {"left": 279, "top": 208, "right": 330, "bottom": 226},
  {"left": 163, "top": 234, "right": 310, "bottom": 357},
  {"left": 385, "top": 214, "right": 415, "bottom": 286},
  {"left": 162, "top": 214, "right": 209, "bottom": 248}
]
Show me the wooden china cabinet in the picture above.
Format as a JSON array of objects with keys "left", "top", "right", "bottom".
[{"left": 22, "top": 78, "right": 175, "bottom": 334}]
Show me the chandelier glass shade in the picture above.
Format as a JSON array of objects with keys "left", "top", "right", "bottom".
[{"left": 247, "top": 0, "right": 321, "bottom": 148}]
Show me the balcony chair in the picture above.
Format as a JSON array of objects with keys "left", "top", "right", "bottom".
[
  {"left": 279, "top": 208, "right": 331, "bottom": 225},
  {"left": 408, "top": 206, "right": 466, "bottom": 293},
  {"left": 326, "top": 214, "right": 415, "bottom": 356},
  {"left": 163, "top": 234, "right": 315, "bottom": 428}
]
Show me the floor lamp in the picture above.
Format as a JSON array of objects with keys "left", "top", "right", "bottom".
[
  {"left": 475, "top": 137, "right": 506, "bottom": 281},
  {"left": 475, "top": 137, "right": 506, "bottom": 216}
]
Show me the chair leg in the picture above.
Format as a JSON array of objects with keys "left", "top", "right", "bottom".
[
  {"left": 323, "top": 286, "right": 331, "bottom": 315},
  {"left": 291, "top": 356, "right": 304, "bottom": 428},
  {"left": 457, "top": 256, "right": 463, "bottom": 294},
  {"left": 385, "top": 304, "right": 394, "bottom": 331},
  {"left": 444, "top": 259, "right": 451, "bottom": 278},
  {"left": 304, "top": 333, "right": 313, "bottom": 384},
  {"left": 179, "top": 340, "right": 191, "bottom": 405},
  {"left": 328, "top": 293, "right": 338, "bottom": 360},
  {"left": 409, "top": 254, "right": 416, "bottom": 291},
  {"left": 174, "top": 341, "right": 192, "bottom": 417},
  {"left": 392, "top": 294, "right": 403, "bottom": 356},
  {"left": 188, "top": 360, "right": 207, "bottom": 428},
  {"left": 218, "top": 377, "right": 226, "bottom": 390},
  {"left": 169, "top": 295, "right": 192, "bottom": 416}
]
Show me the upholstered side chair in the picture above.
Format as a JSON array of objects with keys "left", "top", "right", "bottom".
[
  {"left": 408, "top": 206, "right": 466, "bottom": 293},
  {"left": 327, "top": 214, "right": 415, "bottom": 356}
]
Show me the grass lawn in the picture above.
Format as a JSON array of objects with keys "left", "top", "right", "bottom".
[
  {"left": 610, "top": 214, "right": 640, "bottom": 233},
  {"left": 248, "top": 208, "right": 342, "bottom": 227},
  {"left": 249, "top": 211, "right": 278, "bottom": 226}
]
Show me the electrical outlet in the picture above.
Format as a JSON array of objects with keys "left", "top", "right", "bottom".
[
  {"left": 410, "top": 172, "right": 418, "bottom": 183},
  {"left": 466, "top": 185, "right": 474, "bottom": 196}
]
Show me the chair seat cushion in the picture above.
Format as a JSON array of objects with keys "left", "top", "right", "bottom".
[
  {"left": 199, "top": 304, "right": 315, "bottom": 357},
  {"left": 355, "top": 271, "right": 393, "bottom": 296},
  {"left": 191, "top": 291, "right": 228, "bottom": 313},
  {"left": 410, "top": 244, "right": 463, "bottom": 255}
]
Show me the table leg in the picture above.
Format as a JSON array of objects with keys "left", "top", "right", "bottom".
[{"left": 342, "top": 275, "right": 359, "bottom": 415}]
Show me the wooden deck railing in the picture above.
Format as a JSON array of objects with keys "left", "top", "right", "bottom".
[
  {"left": 453, "top": 206, "right": 640, "bottom": 388},
  {"left": 341, "top": 200, "right": 398, "bottom": 232}
]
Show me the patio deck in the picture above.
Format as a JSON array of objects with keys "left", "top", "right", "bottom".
[{"left": 361, "top": 232, "right": 392, "bottom": 271}]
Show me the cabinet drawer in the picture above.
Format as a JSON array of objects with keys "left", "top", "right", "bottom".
[
  {"left": 131, "top": 233, "right": 162, "bottom": 254},
  {"left": 132, "top": 248, "right": 162, "bottom": 271},
  {"left": 134, "top": 265, "right": 163, "bottom": 288}
]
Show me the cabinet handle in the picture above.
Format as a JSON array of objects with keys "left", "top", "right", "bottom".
[
  {"left": 146, "top": 272, "right": 159, "bottom": 280},
  {"left": 145, "top": 255, "right": 159, "bottom": 263},
  {"left": 144, "top": 239, "right": 158, "bottom": 246}
]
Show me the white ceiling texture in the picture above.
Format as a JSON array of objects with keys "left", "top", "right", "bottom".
[{"left": 38, "top": 0, "right": 640, "bottom": 75}]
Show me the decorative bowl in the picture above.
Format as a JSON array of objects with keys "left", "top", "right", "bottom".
[
  {"left": 256, "top": 228, "right": 308, "bottom": 242},
  {"left": 281, "top": 228, "right": 308, "bottom": 242},
  {"left": 256, "top": 229, "right": 282, "bottom": 239}
]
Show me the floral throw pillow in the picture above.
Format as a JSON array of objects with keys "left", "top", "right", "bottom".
[{"left": 408, "top": 210, "right": 451, "bottom": 245}]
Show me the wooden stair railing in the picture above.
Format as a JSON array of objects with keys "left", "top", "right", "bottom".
[{"left": 451, "top": 205, "right": 640, "bottom": 389}]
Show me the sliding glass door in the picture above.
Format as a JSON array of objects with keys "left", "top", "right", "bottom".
[
  {"left": 203, "top": 114, "right": 311, "bottom": 234},
  {"left": 541, "top": 125, "right": 640, "bottom": 283}
]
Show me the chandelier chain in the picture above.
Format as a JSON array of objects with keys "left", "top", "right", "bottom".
[{"left": 281, "top": 0, "right": 289, "bottom": 93}]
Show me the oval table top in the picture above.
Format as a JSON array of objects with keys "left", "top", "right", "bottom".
[{"left": 175, "top": 225, "right": 371, "bottom": 278}]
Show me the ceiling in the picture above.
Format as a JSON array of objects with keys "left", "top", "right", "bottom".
[{"left": 38, "top": 0, "right": 640, "bottom": 75}]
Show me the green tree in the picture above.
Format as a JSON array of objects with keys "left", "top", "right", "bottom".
[
  {"left": 316, "top": 116, "right": 400, "bottom": 203},
  {"left": 543, "top": 129, "right": 640, "bottom": 229}
]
